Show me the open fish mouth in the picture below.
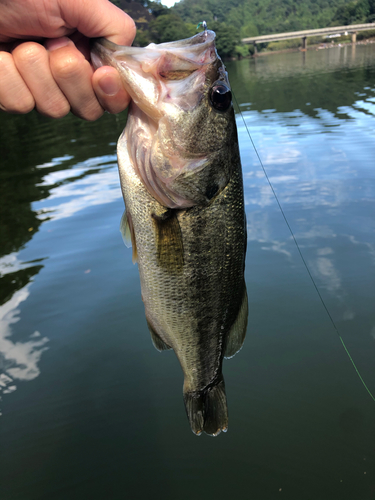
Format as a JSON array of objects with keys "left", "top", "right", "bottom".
[{"left": 91, "top": 31, "right": 218, "bottom": 120}]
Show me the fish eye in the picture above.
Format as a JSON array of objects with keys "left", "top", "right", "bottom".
[{"left": 210, "top": 83, "right": 232, "bottom": 111}]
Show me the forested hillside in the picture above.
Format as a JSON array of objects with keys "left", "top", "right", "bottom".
[
  {"left": 111, "top": 0, "right": 375, "bottom": 56},
  {"left": 175, "top": 0, "right": 347, "bottom": 36}
]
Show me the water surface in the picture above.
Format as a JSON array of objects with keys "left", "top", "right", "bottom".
[{"left": 0, "top": 44, "right": 374, "bottom": 499}]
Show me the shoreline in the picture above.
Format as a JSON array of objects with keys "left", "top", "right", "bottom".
[{"left": 253, "top": 37, "right": 375, "bottom": 57}]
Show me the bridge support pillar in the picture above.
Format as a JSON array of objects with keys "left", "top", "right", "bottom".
[
  {"left": 351, "top": 32, "right": 357, "bottom": 43},
  {"left": 253, "top": 42, "right": 258, "bottom": 57},
  {"left": 301, "top": 36, "right": 307, "bottom": 51}
]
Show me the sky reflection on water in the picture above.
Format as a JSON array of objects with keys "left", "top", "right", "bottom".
[
  {"left": 35, "top": 159, "right": 120, "bottom": 222},
  {"left": 0, "top": 284, "right": 49, "bottom": 411}
]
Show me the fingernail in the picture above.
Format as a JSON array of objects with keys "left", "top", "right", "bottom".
[
  {"left": 98, "top": 75, "right": 120, "bottom": 96},
  {"left": 46, "top": 37, "right": 71, "bottom": 51}
]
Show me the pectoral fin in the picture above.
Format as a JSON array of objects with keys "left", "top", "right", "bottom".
[
  {"left": 120, "top": 210, "right": 138, "bottom": 263},
  {"left": 152, "top": 209, "right": 184, "bottom": 272},
  {"left": 224, "top": 284, "right": 248, "bottom": 359}
]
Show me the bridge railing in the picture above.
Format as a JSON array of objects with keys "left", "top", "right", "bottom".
[{"left": 242, "top": 23, "right": 375, "bottom": 45}]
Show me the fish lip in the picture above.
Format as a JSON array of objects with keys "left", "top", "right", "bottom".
[
  {"left": 90, "top": 37, "right": 115, "bottom": 53},
  {"left": 90, "top": 30, "right": 216, "bottom": 65},
  {"left": 90, "top": 38, "right": 109, "bottom": 69},
  {"left": 90, "top": 37, "right": 145, "bottom": 57},
  {"left": 153, "top": 30, "right": 215, "bottom": 49},
  {"left": 90, "top": 37, "right": 126, "bottom": 68},
  {"left": 90, "top": 37, "right": 143, "bottom": 69}
]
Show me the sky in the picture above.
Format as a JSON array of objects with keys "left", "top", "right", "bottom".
[{"left": 161, "top": 0, "right": 180, "bottom": 7}]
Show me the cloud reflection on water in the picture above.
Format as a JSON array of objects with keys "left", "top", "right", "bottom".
[
  {"left": 0, "top": 284, "right": 49, "bottom": 414},
  {"left": 35, "top": 158, "right": 122, "bottom": 222},
  {"left": 238, "top": 98, "right": 375, "bottom": 329}
]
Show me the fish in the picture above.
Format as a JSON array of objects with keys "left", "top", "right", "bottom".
[{"left": 91, "top": 30, "right": 248, "bottom": 436}]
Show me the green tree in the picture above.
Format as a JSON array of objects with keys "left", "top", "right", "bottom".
[
  {"left": 332, "top": 0, "right": 369, "bottom": 24},
  {"left": 240, "top": 23, "right": 259, "bottom": 38},
  {"left": 173, "top": 0, "right": 361, "bottom": 37},
  {"left": 147, "top": 1, "right": 170, "bottom": 18},
  {"left": 149, "top": 13, "right": 194, "bottom": 43},
  {"left": 211, "top": 22, "right": 240, "bottom": 58},
  {"left": 133, "top": 28, "right": 151, "bottom": 47}
]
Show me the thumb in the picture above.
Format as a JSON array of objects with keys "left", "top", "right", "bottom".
[{"left": 59, "top": 0, "right": 136, "bottom": 46}]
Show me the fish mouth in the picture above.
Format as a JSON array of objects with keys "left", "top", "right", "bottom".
[{"left": 90, "top": 32, "right": 217, "bottom": 120}]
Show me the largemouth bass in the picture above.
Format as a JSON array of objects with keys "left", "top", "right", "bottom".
[{"left": 91, "top": 30, "right": 247, "bottom": 436}]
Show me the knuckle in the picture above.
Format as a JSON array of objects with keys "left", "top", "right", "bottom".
[
  {"left": 13, "top": 42, "right": 45, "bottom": 66},
  {"left": 0, "top": 51, "right": 12, "bottom": 69},
  {"left": 6, "top": 95, "right": 35, "bottom": 114},
  {"left": 85, "top": 110, "right": 104, "bottom": 122},
  {"left": 74, "top": 101, "right": 104, "bottom": 122},
  {"left": 103, "top": 100, "right": 126, "bottom": 116},
  {"left": 51, "top": 52, "right": 85, "bottom": 81},
  {"left": 34, "top": 89, "right": 71, "bottom": 119},
  {"left": 82, "top": 106, "right": 104, "bottom": 122},
  {"left": 0, "top": 52, "right": 35, "bottom": 113},
  {"left": 17, "top": 99, "right": 35, "bottom": 114},
  {"left": 45, "top": 101, "right": 70, "bottom": 119}
]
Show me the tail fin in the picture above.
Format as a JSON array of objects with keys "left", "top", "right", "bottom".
[{"left": 183, "top": 376, "right": 228, "bottom": 436}]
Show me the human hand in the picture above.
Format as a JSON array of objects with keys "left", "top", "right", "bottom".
[{"left": 0, "top": 0, "right": 136, "bottom": 120}]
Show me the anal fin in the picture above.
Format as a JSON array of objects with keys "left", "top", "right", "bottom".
[
  {"left": 120, "top": 209, "right": 138, "bottom": 263},
  {"left": 224, "top": 283, "right": 248, "bottom": 359}
]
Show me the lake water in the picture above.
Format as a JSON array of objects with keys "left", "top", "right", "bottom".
[{"left": 1, "top": 44, "right": 375, "bottom": 499}]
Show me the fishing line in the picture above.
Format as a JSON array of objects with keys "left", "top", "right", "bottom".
[{"left": 232, "top": 91, "right": 375, "bottom": 402}]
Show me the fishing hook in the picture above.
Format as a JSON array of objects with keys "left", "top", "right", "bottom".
[{"left": 196, "top": 20, "right": 208, "bottom": 33}]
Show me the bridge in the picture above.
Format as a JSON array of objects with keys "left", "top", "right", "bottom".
[{"left": 242, "top": 23, "right": 375, "bottom": 53}]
